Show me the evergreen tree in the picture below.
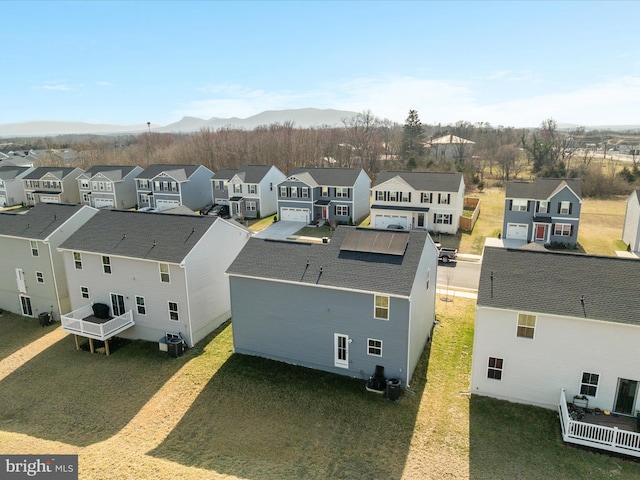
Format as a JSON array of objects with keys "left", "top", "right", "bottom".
[{"left": 400, "top": 109, "right": 425, "bottom": 169}]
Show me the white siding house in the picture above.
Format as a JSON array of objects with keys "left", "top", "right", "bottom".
[
  {"left": 623, "top": 190, "right": 640, "bottom": 253},
  {"left": 58, "top": 209, "right": 251, "bottom": 349},
  {"left": 370, "top": 171, "right": 465, "bottom": 234}
]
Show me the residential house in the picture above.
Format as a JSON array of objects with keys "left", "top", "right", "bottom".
[
  {"left": 276, "top": 167, "right": 371, "bottom": 224},
  {"left": 22, "top": 167, "right": 84, "bottom": 205},
  {"left": 58, "top": 210, "right": 252, "bottom": 349},
  {"left": 78, "top": 165, "right": 144, "bottom": 209},
  {"left": 471, "top": 244, "right": 640, "bottom": 457},
  {"left": 370, "top": 171, "right": 465, "bottom": 234},
  {"left": 622, "top": 190, "right": 640, "bottom": 253},
  {"left": 210, "top": 168, "right": 238, "bottom": 206},
  {"left": 211, "top": 165, "right": 285, "bottom": 219},
  {"left": 429, "top": 134, "right": 475, "bottom": 162},
  {"left": 503, "top": 178, "right": 582, "bottom": 246},
  {"left": 0, "top": 203, "right": 98, "bottom": 320},
  {"left": 135, "top": 164, "right": 214, "bottom": 212},
  {"left": 0, "top": 165, "right": 34, "bottom": 207},
  {"left": 226, "top": 226, "right": 438, "bottom": 387}
]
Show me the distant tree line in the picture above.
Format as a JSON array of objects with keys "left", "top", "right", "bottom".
[{"left": 3, "top": 111, "right": 639, "bottom": 198}]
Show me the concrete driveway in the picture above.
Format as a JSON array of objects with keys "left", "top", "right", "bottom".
[{"left": 253, "top": 221, "right": 307, "bottom": 240}]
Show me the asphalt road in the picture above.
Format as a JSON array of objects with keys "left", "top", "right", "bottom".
[{"left": 436, "top": 258, "right": 481, "bottom": 291}]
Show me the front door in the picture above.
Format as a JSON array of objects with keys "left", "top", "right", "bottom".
[
  {"left": 417, "top": 212, "right": 425, "bottom": 228},
  {"left": 110, "top": 293, "right": 126, "bottom": 317},
  {"left": 535, "top": 224, "right": 546, "bottom": 241},
  {"left": 614, "top": 378, "right": 638, "bottom": 415},
  {"left": 20, "top": 295, "right": 33, "bottom": 316}
]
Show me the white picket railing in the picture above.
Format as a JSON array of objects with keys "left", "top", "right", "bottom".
[
  {"left": 61, "top": 304, "right": 134, "bottom": 341},
  {"left": 558, "top": 389, "right": 640, "bottom": 457}
]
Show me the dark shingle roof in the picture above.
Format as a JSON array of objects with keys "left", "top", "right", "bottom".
[
  {"left": 227, "top": 226, "right": 429, "bottom": 296},
  {"left": 373, "top": 171, "right": 463, "bottom": 191},
  {"left": 290, "top": 167, "right": 367, "bottom": 187},
  {"left": 23, "top": 167, "right": 80, "bottom": 180},
  {"left": 213, "top": 169, "right": 239, "bottom": 181},
  {"left": 505, "top": 178, "right": 582, "bottom": 200},
  {"left": 82, "top": 165, "right": 138, "bottom": 179},
  {"left": 0, "top": 166, "right": 29, "bottom": 180},
  {"left": 135, "top": 164, "right": 203, "bottom": 181},
  {"left": 477, "top": 246, "right": 640, "bottom": 325},
  {"left": 59, "top": 209, "right": 218, "bottom": 263},
  {"left": 233, "top": 165, "right": 276, "bottom": 183},
  {"left": 0, "top": 203, "right": 85, "bottom": 240}
]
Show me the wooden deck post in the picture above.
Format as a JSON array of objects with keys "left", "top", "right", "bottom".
[
  {"left": 89, "top": 337, "right": 94, "bottom": 354},
  {"left": 74, "top": 335, "right": 79, "bottom": 350},
  {"left": 104, "top": 338, "right": 110, "bottom": 356}
]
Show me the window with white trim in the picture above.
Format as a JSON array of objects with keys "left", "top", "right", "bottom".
[
  {"left": 434, "top": 213, "right": 452, "bottom": 224},
  {"left": 580, "top": 372, "right": 599, "bottom": 397},
  {"left": 30, "top": 241, "right": 39, "bottom": 257},
  {"left": 301, "top": 187, "right": 309, "bottom": 198},
  {"left": 35, "top": 271, "right": 44, "bottom": 283},
  {"left": 81, "top": 180, "right": 89, "bottom": 189},
  {"left": 374, "top": 295, "right": 389, "bottom": 320},
  {"left": 138, "top": 179, "right": 149, "bottom": 189},
  {"left": 291, "top": 187, "right": 298, "bottom": 197},
  {"left": 168, "top": 301, "right": 179, "bottom": 321},
  {"left": 336, "top": 187, "right": 349, "bottom": 198},
  {"left": 102, "top": 256, "right": 111, "bottom": 274},
  {"left": 336, "top": 205, "right": 349, "bottom": 216},
  {"left": 159, "top": 263, "right": 170, "bottom": 283},
  {"left": 517, "top": 313, "right": 536, "bottom": 339},
  {"left": 511, "top": 199, "right": 528, "bottom": 211},
  {"left": 560, "top": 201, "right": 571, "bottom": 214},
  {"left": 438, "top": 193, "right": 451, "bottom": 204},
  {"left": 421, "top": 192, "right": 432, "bottom": 203},
  {"left": 367, "top": 338, "right": 383, "bottom": 357},
  {"left": 246, "top": 201, "right": 257, "bottom": 212},
  {"left": 80, "top": 286, "right": 89, "bottom": 299},
  {"left": 248, "top": 184, "right": 257, "bottom": 194},
  {"left": 554, "top": 223, "right": 572, "bottom": 236},
  {"left": 538, "top": 200, "right": 548, "bottom": 213},
  {"left": 233, "top": 183, "right": 242, "bottom": 194},
  {"left": 136, "top": 296, "right": 146, "bottom": 315},
  {"left": 279, "top": 186, "right": 288, "bottom": 197},
  {"left": 487, "top": 357, "right": 503, "bottom": 380},
  {"left": 73, "top": 252, "right": 82, "bottom": 270},
  {"left": 321, "top": 187, "right": 329, "bottom": 197}
]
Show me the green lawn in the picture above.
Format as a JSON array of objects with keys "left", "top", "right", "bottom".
[{"left": 2, "top": 299, "right": 640, "bottom": 479}]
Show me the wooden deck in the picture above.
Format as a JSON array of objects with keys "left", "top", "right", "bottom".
[{"left": 581, "top": 411, "right": 638, "bottom": 432}]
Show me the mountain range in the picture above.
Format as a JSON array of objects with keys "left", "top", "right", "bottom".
[{"left": 0, "top": 108, "right": 360, "bottom": 137}]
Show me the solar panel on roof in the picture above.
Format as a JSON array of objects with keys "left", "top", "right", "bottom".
[{"left": 340, "top": 229, "right": 408, "bottom": 256}]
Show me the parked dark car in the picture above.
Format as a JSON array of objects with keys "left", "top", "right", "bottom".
[
  {"left": 386, "top": 224, "right": 405, "bottom": 230},
  {"left": 202, "top": 204, "right": 231, "bottom": 219}
]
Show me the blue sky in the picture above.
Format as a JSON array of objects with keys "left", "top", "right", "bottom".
[{"left": 2, "top": 1, "right": 640, "bottom": 128}]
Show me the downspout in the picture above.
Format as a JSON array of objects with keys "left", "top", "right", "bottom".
[
  {"left": 43, "top": 239, "right": 62, "bottom": 320},
  {"left": 406, "top": 297, "right": 411, "bottom": 389},
  {"left": 181, "top": 262, "right": 194, "bottom": 347}
]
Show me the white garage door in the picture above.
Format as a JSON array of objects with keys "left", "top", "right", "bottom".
[
  {"left": 156, "top": 199, "right": 180, "bottom": 211},
  {"left": 506, "top": 223, "right": 528, "bottom": 240},
  {"left": 94, "top": 198, "right": 115, "bottom": 208},
  {"left": 280, "top": 207, "right": 309, "bottom": 222},
  {"left": 40, "top": 196, "right": 60, "bottom": 203},
  {"left": 374, "top": 214, "right": 409, "bottom": 229}
]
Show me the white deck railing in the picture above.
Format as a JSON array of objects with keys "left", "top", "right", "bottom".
[
  {"left": 61, "top": 304, "right": 134, "bottom": 341},
  {"left": 558, "top": 389, "right": 640, "bottom": 457}
]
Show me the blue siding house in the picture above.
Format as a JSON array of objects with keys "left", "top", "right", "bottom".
[
  {"left": 276, "top": 167, "right": 371, "bottom": 224},
  {"left": 503, "top": 178, "right": 582, "bottom": 246},
  {"left": 226, "top": 226, "right": 438, "bottom": 388}
]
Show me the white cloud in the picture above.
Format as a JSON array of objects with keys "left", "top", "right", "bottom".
[
  {"left": 34, "top": 82, "right": 79, "bottom": 92},
  {"left": 174, "top": 75, "right": 640, "bottom": 128}
]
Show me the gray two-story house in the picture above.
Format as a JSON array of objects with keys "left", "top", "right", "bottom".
[
  {"left": 0, "top": 165, "right": 34, "bottom": 207},
  {"left": 78, "top": 165, "right": 144, "bottom": 209},
  {"left": 503, "top": 178, "right": 582, "bottom": 246},
  {"left": 135, "top": 164, "right": 214, "bottom": 212},
  {"left": 23, "top": 167, "right": 84, "bottom": 206},
  {"left": 210, "top": 165, "right": 285, "bottom": 219},
  {"left": 0, "top": 203, "right": 98, "bottom": 320},
  {"left": 226, "top": 226, "right": 438, "bottom": 387},
  {"left": 276, "top": 167, "right": 371, "bottom": 224},
  {"left": 59, "top": 210, "right": 252, "bottom": 350}
]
